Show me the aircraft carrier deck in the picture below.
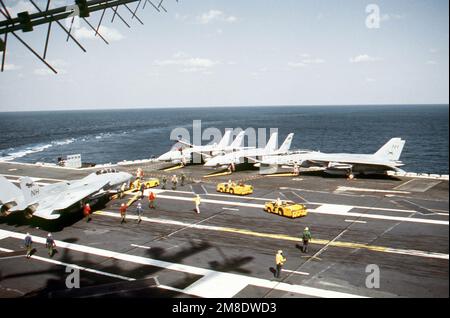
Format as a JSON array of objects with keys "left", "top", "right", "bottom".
[{"left": 0, "top": 161, "right": 448, "bottom": 298}]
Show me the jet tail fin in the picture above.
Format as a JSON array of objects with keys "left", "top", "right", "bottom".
[
  {"left": 264, "top": 132, "right": 278, "bottom": 152},
  {"left": 374, "top": 138, "right": 405, "bottom": 161},
  {"left": 229, "top": 131, "right": 245, "bottom": 149},
  {"left": 217, "top": 130, "right": 232, "bottom": 149},
  {"left": 0, "top": 176, "right": 22, "bottom": 206},
  {"left": 19, "top": 177, "right": 41, "bottom": 204},
  {"left": 278, "top": 133, "right": 294, "bottom": 153}
]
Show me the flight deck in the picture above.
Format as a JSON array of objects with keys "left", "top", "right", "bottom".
[{"left": 0, "top": 161, "right": 448, "bottom": 298}]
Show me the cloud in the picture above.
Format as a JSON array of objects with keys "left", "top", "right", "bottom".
[
  {"left": 2, "top": 64, "right": 22, "bottom": 71},
  {"left": 349, "top": 54, "right": 381, "bottom": 63},
  {"left": 175, "top": 13, "right": 189, "bottom": 22},
  {"left": 6, "top": 0, "right": 67, "bottom": 15},
  {"left": 154, "top": 53, "right": 219, "bottom": 73},
  {"left": 288, "top": 62, "right": 306, "bottom": 68},
  {"left": 429, "top": 48, "right": 438, "bottom": 54},
  {"left": 34, "top": 59, "right": 68, "bottom": 75},
  {"left": 197, "top": 10, "right": 237, "bottom": 24},
  {"left": 426, "top": 60, "right": 437, "bottom": 65},
  {"left": 288, "top": 56, "right": 325, "bottom": 68},
  {"left": 155, "top": 57, "right": 218, "bottom": 68},
  {"left": 74, "top": 26, "right": 124, "bottom": 42}
]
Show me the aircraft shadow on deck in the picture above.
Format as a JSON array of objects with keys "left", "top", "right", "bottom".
[{"left": 13, "top": 238, "right": 252, "bottom": 298}]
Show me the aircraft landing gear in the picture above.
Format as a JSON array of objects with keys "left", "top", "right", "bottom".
[{"left": 347, "top": 170, "right": 355, "bottom": 180}]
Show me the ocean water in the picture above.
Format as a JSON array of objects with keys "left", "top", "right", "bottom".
[{"left": 0, "top": 105, "right": 448, "bottom": 174}]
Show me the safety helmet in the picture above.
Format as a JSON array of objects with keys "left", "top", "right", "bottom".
[
  {"left": 278, "top": 250, "right": 282, "bottom": 254},
  {"left": 305, "top": 227, "right": 309, "bottom": 231},
  {"left": 121, "top": 203, "right": 125, "bottom": 206},
  {"left": 26, "top": 232, "right": 30, "bottom": 236},
  {"left": 48, "top": 233, "right": 52, "bottom": 237},
  {"left": 86, "top": 203, "right": 90, "bottom": 206}
]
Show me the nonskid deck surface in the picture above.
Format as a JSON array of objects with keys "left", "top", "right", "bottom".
[{"left": 0, "top": 162, "right": 448, "bottom": 298}]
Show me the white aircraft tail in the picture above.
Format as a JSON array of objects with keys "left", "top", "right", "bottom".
[
  {"left": 229, "top": 131, "right": 245, "bottom": 148},
  {"left": 374, "top": 138, "right": 405, "bottom": 161},
  {"left": 0, "top": 176, "right": 22, "bottom": 205},
  {"left": 277, "top": 133, "right": 294, "bottom": 153},
  {"left": 264, "top": 132, "right": 278, "bottom": 152},
  {"left": 19, "top": 177, "right": 41, "bottom": 204},
  {"left": 217, "top": 130, "right": 232, "bottom": 149}
]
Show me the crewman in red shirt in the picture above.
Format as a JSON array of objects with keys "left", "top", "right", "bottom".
[
  {"left": 83, "top": 203, "right": 92, "bottom": 222},
  {"left": 120, "top": 203, "right": 127, "bottom": 224},
  {"left": 148, "top": 191, "right": 156, "bottom": 209}
]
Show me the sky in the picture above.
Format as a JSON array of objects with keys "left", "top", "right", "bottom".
[{"left": 0, "top": 0, "right": 448, "bottom": 111}]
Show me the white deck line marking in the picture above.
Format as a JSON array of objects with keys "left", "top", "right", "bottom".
[
  {"left": 222, "top": 207, "right": 239, "bottom": 211},
  {"left": 155, "top": 189, "right": 437, "bottom": 215},
  {"left": 393, "top": 179, "right": 415, "bottom": 190},
  {"left": 0, "top": 246, "right": 135, "bottom": 281},
  {"left": 316, "top": 204, "right": 353, "bottom": 214},
  {"left": 336, "top": 186, "right": 411, "bottom": 194},
  {"left": 0, "top": 255, "right": 27, "bottom": 260},
  {"left": 0, "top": 229, "right": 366, "bottom": 298},
  {"left": 153, "top": 193, "right": 448, "bottom": 226},
  {"left": 94, "top": 211, "right": 449, "bottom": 260},
  {"left": 345, "top": 220, "right": 367, "bottom": 224},
  {"left": 310, "top": 207, "right": 448, "bottom": 226},
  {"left": 282, "top": 269, "right": 310, "bottom": 276},
  {"left": 131, "top": 244, "right": 151, "bottom": 250},
  {"left": 0, "top": 233, "right": 9, "bottom": 240}
]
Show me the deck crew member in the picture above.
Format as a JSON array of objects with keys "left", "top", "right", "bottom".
[
  {"left": 172, "top": 175, "right": 178, "bottom": 190},
  {"left": 83, "top": 203, "right": 92, "bottom": 222},
  {"left": 136, "top": 201, "right": 143, "bottom": 223},
  {"left": 302, "top": 227, "right": 312, "bottom": 253},
  {"left": 24, "top": 233, "right": 33, "bottom": 259},
  {"left": 181, "top": 173, "right": 186, "bottom": 187},
  {"left": 139, "top": 183, "right": 145, "bottom": 200},
  {"left": 275, "top": 197, "right": 282, "bottom": 208},
  {"left": 148, "top": 191, "right": 156, "bottom": 209},
  {"left": 194, "top": 195, "right": 201, "bottom": 214},
  {"left": 293, "top": 163, "right": 299, "bottom": 175},
  {"left": 275, "top": 250, "right": 286, "bottom": 278},
  {"left": 120, "top": 203, "right": 128, "bottom": 224},
  {"left": 161, "top": 176, "right": 167, "bottom": 189},
  {"left": 46, "top": 233, "right": 56, "bottom": 257}
]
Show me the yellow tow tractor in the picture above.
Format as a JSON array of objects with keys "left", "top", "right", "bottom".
[
  {"left": 216, "top": 182, "right": 253, "bottom": 196},
  {"left": 130, "top": 178, "right": 160, "bottom": 191},
  {"left": 264, "top": 200, "right": 308, "bottom": 218}
]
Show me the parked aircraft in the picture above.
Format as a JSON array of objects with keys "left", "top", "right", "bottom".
[
  {"left": 0, "top": 169, "right": 132, "bottom": 220},
  {"left": 254, "top": 138, "right": 406, "bottom": 178},
  {"left": 204, "top": 133, "right": 294, "bottom": 168},
  {"left": 157, "top": 130, "right": 247, "bottom": 164}
]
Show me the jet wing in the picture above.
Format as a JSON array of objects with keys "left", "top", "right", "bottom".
[{"left": 32, "top": 181, "right": 110, "bottom": 219}]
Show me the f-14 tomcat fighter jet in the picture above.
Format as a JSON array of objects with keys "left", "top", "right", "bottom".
[
  {"left": 204, "top": 133, "right": 295, "bottom": 168},
  {"left": 255, "top": 138, "right": 406, "bottom": 178},
  {"left": 0, "top": 169, "right": 132, "bottom": 220}
]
